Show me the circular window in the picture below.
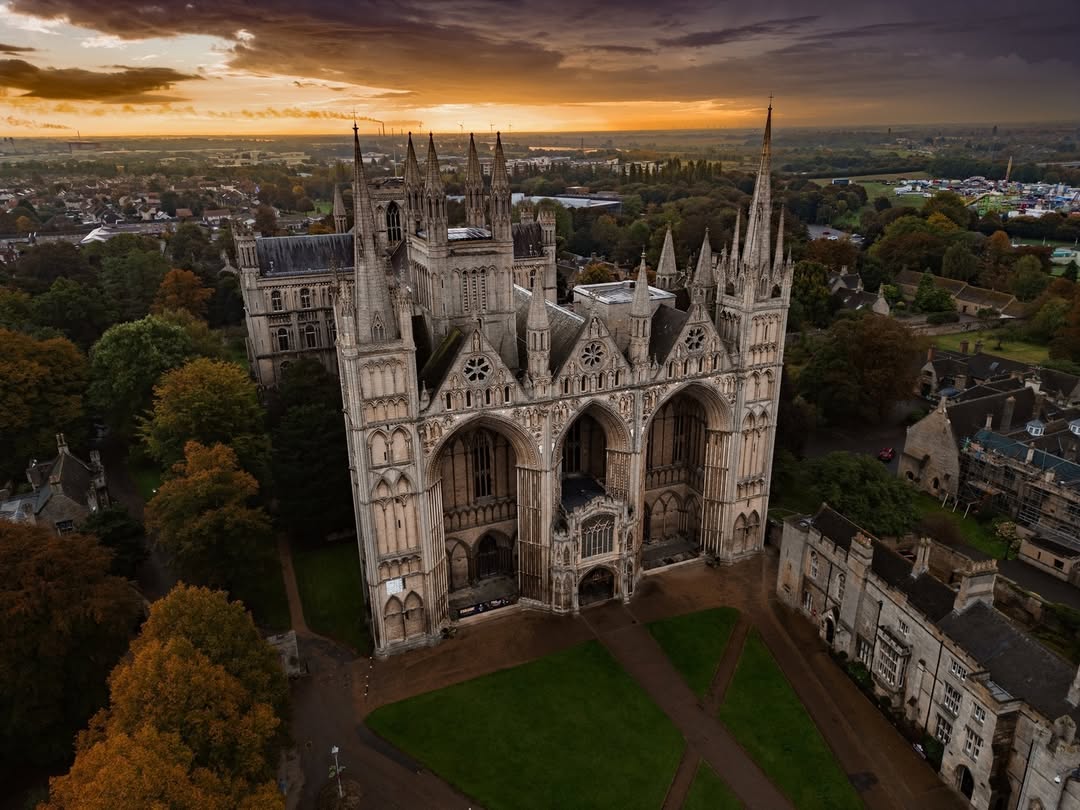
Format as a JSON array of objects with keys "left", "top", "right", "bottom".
[
  {"left": 581, "top": 342, "right": 605, "bottom": 369},
  {"left": 462, "top": 355, "right": 492, "bottom": 384},
  {"left": 685, "top": 326, "right": 706, "bottom": 352}
]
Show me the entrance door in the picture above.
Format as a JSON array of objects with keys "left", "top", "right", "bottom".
[
  {"left": 579, "top": 567, "right": 615, "bottom": 607},
  {"left": 825, "top": 616, "right": 835, "bottom": 644},
  {"left": 957, "top": 766, "right": 974, "bottom": 800}
]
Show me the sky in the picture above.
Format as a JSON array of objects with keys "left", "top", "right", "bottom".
[{"left": 0, "top": 0, "right": 1077, "bottom": 137}]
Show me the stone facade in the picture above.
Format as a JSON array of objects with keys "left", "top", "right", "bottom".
[
  {"left": 777, "top": 505, "right": 1080, "bottom": 810},
  {"left": 334, "top": 111, "right": 792, "bottom": 656}
]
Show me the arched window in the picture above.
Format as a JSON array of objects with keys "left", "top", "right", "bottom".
[
  {"left": 277, "top": 327, "right": 290, "bottom": 351},
  {"left": 327, "top": 320, "right": 337, "bottom": 344},
  {"left": 472, "top": 432, "right": 493, "bottom": 498},
  {"left": 386, "top": 202, "right": 402, "bottom": 243},
  {"left": 836, "top": 573, "right": 846, "bottom": 601},
  {"left": 404, "top": 592, "right": 424, "bottom": 637},
  {"left": 809, "top": 550, "right": 819, "bottom": 579},
  {"left": 581, "top": 515, "right": 615, "bottom": 558},
  {"left": 270, "top": 289, "right": 283, "bottom": 311},
  {"left": 384, "top": 597, "right": 405, "bottom": 642},
  {"left": 476, "top": 535, "right": 499, "bottom": 579},
  {"left": 299, "top": 287, "right": 312, "bottom": 309},
  {"left": 303, "top": 323, "right": 318, "bottom": 348}
]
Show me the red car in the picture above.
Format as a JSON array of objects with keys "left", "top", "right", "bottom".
[{"left": 878, "top": 447, "right": 896, "bottom": 463}]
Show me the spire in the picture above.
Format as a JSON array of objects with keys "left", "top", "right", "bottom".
[
  {"left": 490, "top": 132, "right": 512, "bottom": 240},
  {"left": 527, "top": 269, "right": 549, "bottom": 331},
  {"left": 404, "top": 132, "right": 421, "bottom": 187},
  {"left": 656, "top": 225, "right": 678, "bottom": 289},
  {"left": 629, "top": 251, "right": 652, "bottom": 368},
  {"left": 772, "top": 207, "right": 785, "bottom": 274},
  {"left": 464, "top": 133, "right": 485, "bottom": 228},
  {"left": 352, "top": 124, "right": 397, "bottom": 342},
  {"left": 730, "top": 208, "right": 742, "bottom": 271},
  {"left": 526, "top": 270, "right": 550, "bottom": 382},
  {"left": 403, "top": 132, "right": 422, "bottom": 236},
  {"left": 332, "top": 183, "right": 347, "bottom": 233},
  {"left": 424, "top": 132, "right": 443, "bottom": 192},
  {"left": 691, "top": 229, "right": 713, "bottom": 307},
  {"left": 743, "top": 103, "right": 773, "bottom": 271}
]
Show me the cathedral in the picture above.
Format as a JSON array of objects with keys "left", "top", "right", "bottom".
[{"left": 240, "top": 109, "right": 792, "bottom": 656}]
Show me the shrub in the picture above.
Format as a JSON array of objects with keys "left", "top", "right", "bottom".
[{"left": 926, "top": 311, "right": 960, "bottom": 324}]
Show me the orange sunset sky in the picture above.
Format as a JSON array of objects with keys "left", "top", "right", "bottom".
[{"left": 0, "top": 0, "right": 1077, "bottom": 137}]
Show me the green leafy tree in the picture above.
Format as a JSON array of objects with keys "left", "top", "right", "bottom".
[
  {"left": 913, "top": 272, "right": 955, "bottom": 313},
  {"left": 941, "top": 243, "right": 979, "bottom": 282},
  {"left": 791, "top": 260, "right": 835, "bottom": 329},
  {"left": 168, "top": 223, "right": 223, "bottom": 282},
  {"left": 806, "top": 452, "right": 918, "bottom": 537},
  {"left": 32, "top": 277, "right": 118, "bottom": 350},
  {"left": 798, "top": 315, "right": 919, "bottom": 424},
  {"left": 79, "top": 505, "right": 147, "bottom": 579},
  {"left": 89, "top": 315, "right": 197, "bottom": 434},
  {"left": 100, "top": 249, "right": 170, "bottom": 322},
  {"left": 1010, "top": 254, "right": 1049, "bottom": 302},
  {"left": 254, "top": 204, "right": 277, "bottom": 236},
  {"left": 0, "top": 328, "right": 86, "bottom": 479},
  {"left": 0, "top": 522, "right": 141, "bottom": 767},
  {"left": 578, "top": 262, "right": 613, "bottom": 284},
  {"left": 140, "top": 358, "right": 270, "bottom": 479},
  {"left": 11, "top": 241, "right": 93, "bottom": 293},
  {"left": 145, "top": 442, "right": 273, "bottom": 588}
]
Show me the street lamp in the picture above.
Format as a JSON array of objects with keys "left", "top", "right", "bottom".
[{"left": 330, "top": 745, "right": 343, "bottom": 798}]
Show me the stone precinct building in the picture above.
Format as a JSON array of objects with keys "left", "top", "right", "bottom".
[
  {"left": 332, "top": 108, "right": 791, "bottom": 655},
  {"left": 778, "top": 506, "right": 1080, "bottom": 810}
]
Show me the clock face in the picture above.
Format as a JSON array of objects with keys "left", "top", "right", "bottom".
[
  {"left": 581, "top": 341, "right": 605, "bottom": 369},
  {"left": 462, "top": 355, "right": 492, "bottom": 384}
]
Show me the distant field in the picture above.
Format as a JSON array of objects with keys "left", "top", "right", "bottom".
[
  {"left": 930, "top": 331, "right": 1048, "bottom": 365},
  {"left": 807, "top": 170, "right": 930, "bottom": 184}
]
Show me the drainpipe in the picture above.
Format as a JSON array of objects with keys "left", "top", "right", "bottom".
[
  {"left": 922, "top": 635, "right": 945, "bottom": 733},
  {"left": 1016, "top": 737, "right": 1035, "bottom": 809}
]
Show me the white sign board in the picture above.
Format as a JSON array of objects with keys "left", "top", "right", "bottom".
[{"left": 386, "top": 577, "right": 405, "bottom": 596}]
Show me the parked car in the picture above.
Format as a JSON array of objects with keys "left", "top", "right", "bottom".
[{"left": 877, "top": 447, "right": 896, "bottom": 463}]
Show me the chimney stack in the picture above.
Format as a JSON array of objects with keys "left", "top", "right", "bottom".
[
  {"left": 1001, "top": 396, "right": 1016, "bottom": 432},
  {"left": 912, "top": 537, "right": 932, "bottom": 578},
  {"left": 960, "top": 339, "right": 969, "bottom": 355},
  {"left": 927, "top": 345, "right": 936, "bottom": 363},
  {"left": 985, "top": 413, "right": 993, "bottom": 430},
  {"left": 953, "top": 560, "right": 998, "bottom": 612},
  {"left": 975, "top": 339, "right": 984, "bottom": 354}
]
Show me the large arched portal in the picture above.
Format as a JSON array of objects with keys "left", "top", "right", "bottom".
[
  {"left": 435, "top": 423, "right": 523, "bottom": 619},
  {"left": 578, "top": 566, "right": 615, "bottom": 607},
  {"left": 556, "top": 401, "right": 632, "bottom": 511},
  {"left": 642, "top": 383, "right": 731, "bottom": 567}
]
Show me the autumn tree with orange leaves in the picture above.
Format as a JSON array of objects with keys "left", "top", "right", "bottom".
[{"left": 153, "top": 268, "right": 213, "bottom": 318}]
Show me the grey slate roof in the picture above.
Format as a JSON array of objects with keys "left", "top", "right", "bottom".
[
  {"left": 512, "top": 284, "right": 585, "bottom": 373},
  {"left": 947, "top": 386, "right": 1036, "bottom": 444},
  {"left": 256, "top": 233, "right": 354, "bottom": 277},
  {"left": 648, "top": 306, "right": 689, "bottom": 363},
  {"left": 512, "top": 222, "right": 544, "bottom": 260},
  {"left": 938, "top": 601, "right": 1080, "bottom": 722},
  {"left": 811, "top": 504, "right": 862, "bottom": 551}
]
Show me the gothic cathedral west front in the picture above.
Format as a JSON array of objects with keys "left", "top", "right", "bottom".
[{"left": 331, "top": 109, "right": 791, "bottom": 656}]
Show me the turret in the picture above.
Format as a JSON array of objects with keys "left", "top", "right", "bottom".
[
  {"left": 525, "top": 270, "right": 551, "bottom": 392},
  {"left": 490, "top": 132, "right": 512, "bottom": 242},
  {"left": 655, "top": 225, "right": 678, "bottom": 290},
  {"left": 403, "top": 132, "right": 422, "bottom": 235},
  {"left": 628, "top": 251, "right": 652, "bottom": 370},
  {"left": 464, "top": 133, "right": 485, "bottom": 228},
  {"left": 332, "top": 184, "right": 347, "bottom": 233},
  {"left": 537, "top": 207, "right": 556, "bottom": 255},
  {"left": 691, "top": 228, "right": 713, "bottom": 308},
  {"left": 352, "top": 124, "right": 398, "bottom": 342},
  {"left": 422, "top": 133, "right": 447, "bottom": 245}
]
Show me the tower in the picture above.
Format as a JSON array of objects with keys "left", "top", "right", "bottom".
[
  {"left": 421, "top": 133, "right": 447, "bottom": 247},
  {"left": 628, "top": 251, "right": 652, "bottom": 373},
  {"left": 351, "top": 124, "right": 398, "bottom": 343},
  {"left": 403, "top": 133, "right": 422, "bottom": 236}
]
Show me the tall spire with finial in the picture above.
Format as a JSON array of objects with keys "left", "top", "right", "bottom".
[
  {"left": 421, "top": 133, "right": 447, "bottom": 243},
  {"left": 490, "top": 132, "right": 512, "bottom": 241},
  {"left": 655, "top": 225, "right": 678, "bottom": 290},
  {"left": 743, "top": 102, "right": 773, "bottom": 272},
  {"left": 332, "top": 183, "right": 347, "bottom": 233},
  {"left": 464, "top": 133, "right": 485, "bottom": 228},
  {"left": 352, "top": 123, "right": 397, "bottom": 341},
  {"left": 772, "top": 207, "right": 785, "bottom": 276},
  {"left": 403, "top": 132, "right": 422, "bottom": 235},
  {"left": 629, "top": 250, "right": 652, "bottom": 368},
  {"left": 691, "top": 228, "right": 713, "bottom": 307}
]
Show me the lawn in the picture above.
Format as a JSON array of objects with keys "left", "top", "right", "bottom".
[
  {"left": 367, "top": 641, "right": 685, "bottom": 810},
  {"left": 913, "top": 495, "right": 1009, "bottom": 559},
  {"left": 647, "top": 607, "right": 740, "bottom": 696},
  {"left": 292, "top": 541, "right": 371, "bottom": 653},
  {"left": 930, "top": 331, "right": 1049, "bottom": 365},
  {"left": 718, "top": 632, "right": 862, "bottom": 810},
  {"left": 683, "top": 763, "right": 743, "bottom": 810}
]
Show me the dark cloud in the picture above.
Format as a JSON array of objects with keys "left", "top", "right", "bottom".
[
  {"left": 0, "top": 59, "right": 200, "bottom": 102},
  {"left": 592, "top": 44, "right": 654, "bottom": 55},
  {"left": 0, "top": 43, "right": 36, "bottom": 55},
  {"left": 658, "top": 16, "right": 819, "bottom": 48}
]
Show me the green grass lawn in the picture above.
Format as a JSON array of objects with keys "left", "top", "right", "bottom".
[
  {"left": 929, "top": 331, "right": 1048, "bottom": 365},
  {"left": 718, "top": 632, "right": 862, "bottom": 810},
  {"left": 683, "top": 763, "right": 743, "bottom": 810},
  {"left": 292, "top": 541, "right": 371, "bottom": 653},
  {"left": 233, "top": 554, "right": 292, "bottom": 634},
  {"left": 367, "top": 641, "right": 685, "bottom": 810},
  {"left": 648, "top": 607, "right": 740, "bottom": 696},
  {"left": 913, "top": 495, "right": 1009, "bottom": 559}
]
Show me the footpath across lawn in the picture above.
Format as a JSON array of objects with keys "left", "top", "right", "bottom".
[
  {"left": 292, "top": 541, "right": 371, "bottom": 653},
  {"left": 683, "top": 762, "right": 743, "bottom": 810},
  {"left": 366, "top": 641, "right": 684, "bottom": 810},
  {"left": 718, "top": 631, "right": 862, "bottom": 810},
  {"left": 647, "top": 607, "right": 740, "bottom": 696}
]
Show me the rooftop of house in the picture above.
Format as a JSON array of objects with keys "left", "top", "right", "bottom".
[{"left": 573, "top": 280, "right": 675, "bottom": 306}]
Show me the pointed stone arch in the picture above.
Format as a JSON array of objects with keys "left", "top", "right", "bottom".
[
  {"left": 403, "top": 591, "right": 425, "bottom": 637},
  {"left": 384, "top": 596, "right": 405, "bottom": 642}
]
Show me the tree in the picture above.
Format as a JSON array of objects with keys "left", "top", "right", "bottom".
[
  {"left": 145, "top": 442, "right": 273, "bottom": 587},
  {"left": 32, "top": 277, "right": 117, "bottom": 350},
  {"left": 80, "top": 505, "right": 147, "bottom": 579},
  {"left": 806, "top": 452, "right": 917, "bottom": 537},
  {"left": 0, "top": 522, "right": 141, "bottom": 767},
  {"left": 167, "top": 223, "right": 222, "bottom": 282},
  {"left": 100, "top": 249, "right": 170, "bottom": 322},
  {"left": 1010, "top": 254, "right": 1049, "bottom": 302},
  {"left": 791, "top": 260, "right": 835, "bottom": 329},
  {"left": 89, "top": 315, "right": 196, "bottom": 434},
  {"left": 140, "top": 358, "right": 270, "bottom": 478},
  {"left": 799, "top": 315, "right": 919, "bottom": 424},
  {"left": 913, "top": 272, "right": 955, "bottom": 313},
  {"left": 941, "top": 243, "right": 979, "bottom": 282},
  {"left": 153, "top": 269, "right": 213, "bottom": 317},
  {"left": 578, "top": 262, "right": 613, "bottom": 284},
  {"left": 11, "top": 241, "right": 93, "bottom": 294},
  {"left": 254, "top": 204, "right": 277, "bottom": 236},
  {"left": 0, "top": 328, "right": 86, "bottom": 479}
]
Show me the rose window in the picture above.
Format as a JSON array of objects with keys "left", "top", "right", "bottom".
[
  {"left": 685, "top": 326, "right": 706, "bottom": 353},
  {"left": 462, "top": 355, "right": 492, "bottom": 384},
  {"left": 581, "top": 342, "right": 605, "bottom": 369}
]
